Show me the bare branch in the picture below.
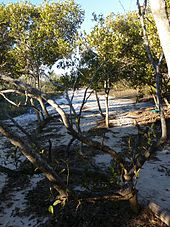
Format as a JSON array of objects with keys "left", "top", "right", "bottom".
[
  {"left": 0, "top": 74, "right": 124, "bottom": 169},
  {"left": 118, "top": 0, "right": 126, "bottom": 13},
  {"left": 0, "top": 121, "right": 68, "bottom": 198}
]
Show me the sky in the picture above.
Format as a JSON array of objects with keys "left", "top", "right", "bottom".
[
  {"left": 0, "top": 0, "right": 138, "bottom": 33},
  {"left": 76, "top": 0, "right": 137, "bottom": 32}
]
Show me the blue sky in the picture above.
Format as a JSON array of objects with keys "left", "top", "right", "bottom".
[
  {"left": 0, "top": 0, "right": 137, "bottom": 32},
  {"left": 76, "top": 0, "right": 137, "bottom": 32}
]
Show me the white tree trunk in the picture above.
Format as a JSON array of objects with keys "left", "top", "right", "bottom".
[
  {"left": 150, "top": 0, "right": 170, "bottom": 77},
  {"left": 105, "top": 93, "right": 109, "bottom": 128}
]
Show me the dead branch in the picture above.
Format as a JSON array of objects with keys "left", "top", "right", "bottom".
[{"left": 66, "top": 137, "right": 76, "bottom": 156}]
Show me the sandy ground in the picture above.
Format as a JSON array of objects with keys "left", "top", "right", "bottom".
[
  {"left": 0, "top": 89, "right": 169, "bottom": 226},
  {"left": 137, "top": 148, "right": 170, "bottom": 211}
]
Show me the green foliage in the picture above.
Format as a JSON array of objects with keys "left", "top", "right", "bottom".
[
  {"left": 0, "top": 1, "right": 84, "bottom": 78},
  {"left": 109, "top": 162, "right": 121, "bottom": 186},
  {"left": 48, "top": 205, "right": 54, "bottom": 215},
  {"left": 123, "top": 123, "right": 157, "bottom": 172},
  {"left": 79, "top": 10, "right": 168, "bottom": 90},
  {"left": 48, "top": 198, "right": 67, "bottom": 215}
]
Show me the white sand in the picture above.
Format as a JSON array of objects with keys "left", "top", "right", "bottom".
[{"left": 0, "top": 88, "right": 169, "bottom": 226}]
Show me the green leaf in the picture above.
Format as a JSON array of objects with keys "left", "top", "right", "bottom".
[
  {"left": 48, "top": 205, "right": 54, "bottom": 214},
  {"left": 134, "top": 168, "right": 140, "bottom": 178},
  {"left": 53, "top": 199, "right": 61, "bottom": 206}
]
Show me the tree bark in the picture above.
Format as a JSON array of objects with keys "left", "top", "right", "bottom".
[
  {"left": 150, "top": 0, "right": 170, "bottom": 77},
  {"left": 104, "top": 79, "right": 110, "bottom": 128},
  {"left": 0, "top": 75, "right": 125, "bottom": 170},
  {"left": 0, "top": 122, "right": 68, "bottom": 198},
  {"left": 30, "top": 97, "right": 41, "bottom": 122},
  {"left": 155, "top": 72, "right": 167, "bottom": 144},
  {"left": 137, "top": 2, "right": 168, "bottom": 144},
  {"left": 38, "top": 96, "right": 49, "bottom": 119},
  {"left": 94, "top": 90, "right": 105, "bottom": 118},
  {"left": 129, "top": 190, "right": 139, "bottom": 213},
  {"left": 149, "top": 202, "right": 170, "bottom": 226},
  {"left": 164, "top": 97, "right": 170, "bottom": 107},
  {"left": 105, "top": 92, "right": 109, "bottom": 128}
]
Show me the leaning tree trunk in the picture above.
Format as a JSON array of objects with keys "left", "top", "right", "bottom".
[
  {"left": 38, "top": 96, "right": 49, "bottom": 119},
  {"left": 0, "top": 122, "right": 68, "bottom": 198},
  {"left": 30, "top": 97, "right": 42, "bottom": 123},
  {"left": 150, "top": 0, "right": 170, "bottom": 78},
  {"left": 94, "top": 90, "right": 105, "bottom": 118}
]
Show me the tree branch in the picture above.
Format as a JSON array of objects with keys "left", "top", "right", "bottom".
[{"left": 0, "top": 121, "right": 68, "bottom": 198}]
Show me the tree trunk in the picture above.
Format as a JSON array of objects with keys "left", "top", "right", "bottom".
[
  {"left": 155, "top": 72, "right": 167, "bottom": 144},
  {"left": 149, "top": 202, "right": 170, "bottom": 226},
  {"left": 152, "top": 93, "right": 159, "bottom": 109},
  {"left": 0, "top": 122, "right": 68, "bottom": 198},
  {"left": 38, "top": 96, "right": 49, "bottom": 119},
  {"left": 164, "top": 97, "right": 170, "bottom": 108},
  {"left": 46, "top": 99, "right": 71, "bottom": 129},
  {"left": 30, "top": 98, "right": 41, "bottom": 122},
  {"left": 95, "top": 90, "right": 105, "bottom": 118},
  {"left": 159, "top": 107, "right": 167, "bottom": 144},
  {"left": 105, "top": 92, "right": 109, "bottom": 128},
  {"left": 37, "top": 74, "right": 40, "bottom": 90},
  {"left": 104, "top": 79, "right": 110, "bottom": 128},
  {"left": 129, "top": 190, "right": 139, "bottom": 213},
  {"left": 137, "top": 2, "right": 168, "bottom": 144},
  {"left": 150, "top": 0, "right": 170, "bottom": 77}
]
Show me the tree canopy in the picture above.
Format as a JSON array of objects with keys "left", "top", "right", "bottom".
[{"left": 0, "top": 1, "right": 84, "bottom": 80}]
